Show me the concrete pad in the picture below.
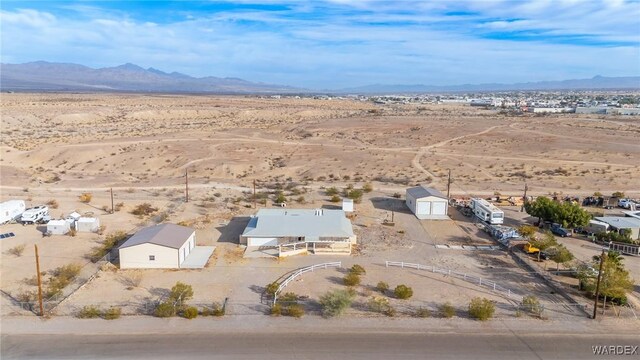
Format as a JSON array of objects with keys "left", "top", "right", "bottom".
[
  {"left": 243, "top": 246, "right": 279, "bottom": 258},
  {"left": 181, "top": 246, "right": 215, "bottom": 269}
]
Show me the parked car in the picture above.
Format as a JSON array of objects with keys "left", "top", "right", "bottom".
[
  {"left": 618, "top": 199, "right": 635, "bottom": 209},
  {"left": 550, "top": 223, "right": 572, "bottom": 237}
]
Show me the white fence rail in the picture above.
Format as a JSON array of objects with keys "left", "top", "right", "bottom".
[
  {"left": 273, "top": 262, "right": 341, "bottom": 305},
  {"left": 385, "top": 261, "right": 519, "bottom": 301}
]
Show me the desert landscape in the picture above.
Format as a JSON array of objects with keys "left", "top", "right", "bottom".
[
  {"left": 1, "top": 93, "right": 639, "bottom": 321},
  {"left": 1, "top": 93, "right": 638, "bottom": 197}
]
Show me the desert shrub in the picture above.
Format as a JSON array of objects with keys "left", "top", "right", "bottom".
[
  {"left": 392, "top": 192, "right": 402, "bottom": 199},
  {"left": 79, "top": 193, "right": 93, "bottom": 203},
  {"left": 114, "top": 202, "right": 124, "bottom": 212},
  {"left": 103, "top": 307, "right": 122, "bottom": 320},
  {"left": 8, "top": 244, "right": 26, "bottom": 257},
  {"left": 182, "top": 306, "right": 199, "bottom": 319},
  {"left": 265, "top": 282, "right": 279, "bottom": 296},
  {"left": 77, "top": 305, "right": 101, "bottom": 319},
  {"left": 414, "top": 307, "right": 431, "bottom": 318},
  {"left": 521, "top": 295, "right": 544, "bottom": 317},
  {"left": 346, "top": 189, "right": 363, "bottom": 203},
  {"left": 440, "top": 302, "right": 456, "bottom": 318},
  {"left": 46, "top": 199, "right": 59, "bottom": 209},
  {"left": 201, "top": 307, "right": 211, "bottom": 316},
  {"left": 270, "top": 303, "right": 282, "bottom": 316},
  {"left": 296, "top": 196, "right": 305, "bottom": 204},
  {"left": 326, "top": 187, "right": 339, "bottom": 196},
  {"left": 349, "top": 264, "right": 366, "bottom": 275},
  {"left": 368, "top": 296, "right": 392, "bottom": 315},
  {"left": 384, "top": 306, "right": 397, "bottom": 317},
  {"left": 16, "top": 290, "right": 37, "bottom": 305},
  {"left": 89, "top": 231, "right": 128, "bottom": 262},
  {"left": 279, "top": 292, "right": 298, "bottom": 303},
  {"left": 394, "top": 285, "right": 413, "bottom": 299},
  {"left": 330, "top": 195, "right": 341, "bottom": 203},
  {"left": 169, "top": 282, "right": 194, "bottom": 308},
  {"left": 319, "top": 289, "right": 355, "bottom": 318},
  {"left": 154, "top": 302, "right": 176, "bottom": 317},
  {"left": 44, "top": 263, "right": 83, "bottom": 298},
  {"left": 468, "top": 297, "right": 495, "bottom": 321},
  {"left": 284, "top": 303, "right": 305, "bottom": 318},
  {"left": 376, "top": 281, "right": 389, "bottom": 293},
  {"left": 343, "top": 272, "right": 361, "bottom": 286},
  {"left": 131, "top": 203, "right": 158, "bottom": 216},
  {"left": 275, "top": 192, "right": 287, "bottom": 204},
  {"left": 211, "top": 302, "right": 225, "bottom": 317},
  {"left": 362, "top": 183, "right": 373, "bottom": 193},
  {"left": 68, "top": 228, "right": 77, "bottom": 237}
]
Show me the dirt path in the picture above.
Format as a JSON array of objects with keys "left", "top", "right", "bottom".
[{"left": 411, "top": 125, "right": 505, "bottom": 187}]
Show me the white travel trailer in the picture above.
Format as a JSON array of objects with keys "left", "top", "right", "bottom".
[
  {"left": 76, "top": 217, "right": 100, "bottom": 233},
  {"left": 47, "top": 219, "right": 71, "bottom": 235},
  {"left": 0, "top": 200, "right": 26, "bottom": 224},
  {"left": 20, "top": 205, "right": 50, "bottom": 224},
  {"left": 470, "top": 198, "right": 504, "bottom": 225}
]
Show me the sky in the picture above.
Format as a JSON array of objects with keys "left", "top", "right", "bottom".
[{"left": 1, "top": 0, "right": 639, "bottom": 89}]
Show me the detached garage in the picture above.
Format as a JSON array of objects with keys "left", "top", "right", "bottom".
[
  {"left": 119, "top": 224, "right": 196, "bottom": 269},
  {"left": 406, "top": 186, "right": 449, "bottom": 220}
]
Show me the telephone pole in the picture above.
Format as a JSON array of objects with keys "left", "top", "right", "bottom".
[
  {"left": 592, "top": 249, "right": 606, "bottom": 319},
  {"left": 110, "top": 187, "right": 114, "bottom": 214},
  {"left": 253, "top": 179, "right": 257, "bottom": 209},
  {"left": 185, "top": 169, "right": 189, "bottom": 203},
  {"left": 521, "top": 182, "right": 528, "bottom": 212},
  {"left": 34, "top": 245, "right": 44, "bottom": 316},
  {"left": 446, "top": 169, "right": 452, "bottom": 199}
]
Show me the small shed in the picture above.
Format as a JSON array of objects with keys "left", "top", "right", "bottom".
[
  {"left": 405, "top": 186, "right": 449, "bottom": 220},
  {"left": 47, "top": 220, "right": 71, "bottom": 235},
  {"left": 342, "top": 198, "right": 354, "bottom": 212},
  {"left": 77, "top": 217, "right": 100, "bottom": 233},
  {"left": 67, "top": 212, "right": 81, "bottom": 222}
]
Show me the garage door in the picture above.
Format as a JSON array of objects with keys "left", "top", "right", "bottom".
[
  {"left": 248, "top": 237, "right": 278, "bottom": 247},
  {"left": 432, "top": 201, "right": 447, "bottom": 215},
  {"left": 417, "top": 201, "right": 431, "bottom": 215}
]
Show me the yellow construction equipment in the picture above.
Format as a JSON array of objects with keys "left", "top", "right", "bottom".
[{"left": 524, "top": 243, "right": 540, "bottom": 254}]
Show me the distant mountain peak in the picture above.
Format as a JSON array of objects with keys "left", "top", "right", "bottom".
[{"left": 0, "top": 61, "right": 302, "bottom": 93}]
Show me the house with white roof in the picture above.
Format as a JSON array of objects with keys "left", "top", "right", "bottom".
[{"left": 240, "top": 209, "right": 356, "bottom": 256}]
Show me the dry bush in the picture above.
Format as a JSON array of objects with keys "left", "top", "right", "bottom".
[
  {"left": 79, "top": 193, "right": 93, "bottom": 203},
  {"left": 8, "top": 244, "right": 26, "bottom": 257},
  {"left": 46, "top": 199, "right": 59, "bottom": 209},
  {"left": 131, "top": 203, "right": 158, "bottom": 216},
  {"left": 121, "top": 270, "right": 144, "bottom": 288}
]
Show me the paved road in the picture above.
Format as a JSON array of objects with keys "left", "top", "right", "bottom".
[{"left": 2, "top": 332, "right": 639, "bottom": 360}]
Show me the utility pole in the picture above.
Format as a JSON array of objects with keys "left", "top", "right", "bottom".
[
  {"left": 34, "top": 245, "right": 44, "bottom": 316},
  {"left": 253, "top": 179, "right": 257, "bottom": 209},
  {"left": 185, "top": 169, "right": 189, "bottom": 203},
  {"left": 110, "top": 187, "right": 114, "bottom": 214},
  {"left": 592, "top": 249, "right": 606, "bottom": 319},
  {"left": 521, "top": 182, "right": 528, "bottom": 212},
  {"left": 446, "top": 169, "right": 452, "bottom": 199},
  {"left": 391, "top": 211, "right": 395, "bottom": 223}
]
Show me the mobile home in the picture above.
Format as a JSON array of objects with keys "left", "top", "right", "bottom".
[
  {"left": 470, "top": 198, "right": 504, "bottom": 225},
  {"left": 0, "top": 200, "right": 26, "bottom": 224}
]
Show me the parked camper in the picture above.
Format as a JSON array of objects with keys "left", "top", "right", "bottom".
[
  {"left": 470, "top": 198, "right": 504, "bottom": 225},
  {"left": 20, "top": 205, "right": 50, "bottom": 225},
  {"left": 76, "top": 217, "right": 100, "bottom": 233},
  {"left": 46, "top": 219, "right": 71, "bottom": 235},
  {"left": 0, "top": 200, "right": 26, "bottom": 224}
]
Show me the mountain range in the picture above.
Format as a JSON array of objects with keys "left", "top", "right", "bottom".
[
  {"left": 0, "top": 61, "right": 301, "bottom": 94},
  {"left": 1, "top": 61, "right": 639, "bottom": 94}
]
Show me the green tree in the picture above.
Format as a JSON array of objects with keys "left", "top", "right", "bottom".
[
  {"left": 524, "top": 197, "right": 590, "bottom": 228},
  {"left": 326, "top": 187, "right": 339, "bottom": 196},
  {"left": 346, "top": 189, "right": 364, "bottom": 204},
  {"left": 530, "top": 231, "right": 558, "bottom": 261},
  {"left": 517, "top": 225, "right": 537, "bottom": 240},
  {"left": 550, "top": 244, "right": 574, "bottom": 272},
  {"left": 468, "top": 297, "right": 495, "bottom": 321},
  {"left": 582, "top": 251, "right": 634, "bottom": 309},
  {"left": 169, "top": 282, "right": 194, "bottom": 308},
  {"left": 611, "top": 191, "right": 625, "bottom": 198}
]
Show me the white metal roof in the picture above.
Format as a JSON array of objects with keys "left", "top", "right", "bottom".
[
  {"left": 595, "top": 217, "right": 640, "bottom": 229},
  {"left": 406, "top": 186, "right": 447, "bottom": 200},
  {"left": 242, "top": 209, "right": 354, "bottom": 241}
]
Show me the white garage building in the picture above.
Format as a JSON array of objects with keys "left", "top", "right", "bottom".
[
  {"left": 405, "top": 186, "right": 449, "bottom": 220},
  {"left": 119, "top": 224, "right": 196, "bottom": 269}
]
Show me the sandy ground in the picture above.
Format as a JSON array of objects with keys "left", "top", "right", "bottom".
[{"left": 1, "top": 93, "right": 638, "bottom": 321}]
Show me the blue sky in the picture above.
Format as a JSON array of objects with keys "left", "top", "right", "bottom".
[{"left": 1, "top": 0, "right": 639, "bottom": 89}]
